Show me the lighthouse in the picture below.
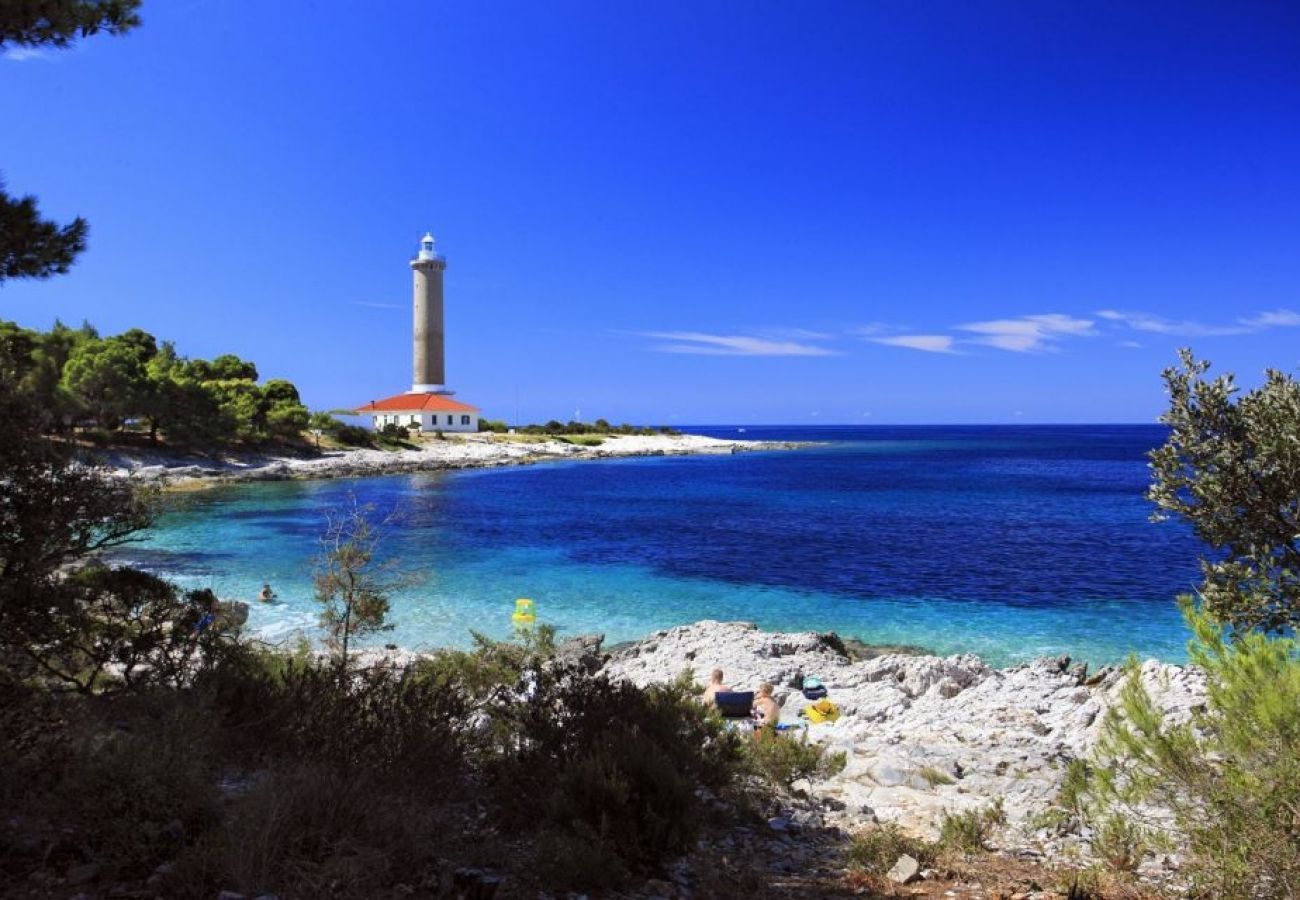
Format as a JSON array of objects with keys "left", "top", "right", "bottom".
[
  {"left": 411, "top": 232, "right": 447, "bottom": 393},
  {"left": 352, "top": 233, "right": 481, "bottom": 433}
]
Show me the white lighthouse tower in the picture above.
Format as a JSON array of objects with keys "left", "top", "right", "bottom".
[
  {"left": 411, "top": 232, "right": 447, "bottom": 393},
  {"left": 352, "top": 233, "right": 481, "bottom": 433}
]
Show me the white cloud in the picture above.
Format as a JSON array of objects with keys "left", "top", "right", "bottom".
[
  {"left": 756, "top": 327, "right": 835, "bottom": 341},
  {"left": 957, "top": 314, "right": 1095, "bottom": 352},
  {"left": 351, "top": 300, "right": 403, "bottom": 310},
  {"left": 869, "top": 334, "right": 956, "bottom": 353},
  {"left": 3, "top": 47, "right": 50, "bottom": 62},
  {"left": 1098, "top": 308, "right": 1300, "bottom": 337},
  {"left": 642, "top": 331, "right": 839, "bottom": 357},
  {"left": 850, "top": 323, "right": 891, "bottom": 337},
  {"left": 1241, "top": 309, "right": 1300, "bottom": 329},
  {"left": 1095, "top": 310, "right": 1249, "bottom": 337}
]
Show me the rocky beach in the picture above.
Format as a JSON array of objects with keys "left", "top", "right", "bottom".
[
  {"left": 100, "top": 432, "right": 797, "bottom": 488},
  {"left": 601, "top": 620, "right": 1203, "bottom": 871}
]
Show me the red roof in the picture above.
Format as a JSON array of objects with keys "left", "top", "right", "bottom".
[{"left": 354, "top": 393, "right": 481, "bottom": 413}]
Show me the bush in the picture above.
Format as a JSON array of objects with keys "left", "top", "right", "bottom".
[
  {"left": 1089, "top": 599, "right": 1300, "bottom": 897},
  {"left": 333, "top": 423, "right": 372, "bottom": 446},
  {"left": 48, "top": 701, "right": 221, "bottom": 877},
  {"left": 487, "top": 665, "right": 745, "bottom": 888},
  {"left": 179, "top": 760, "right": 454, "bottom": 898},
  {"left": 533, "top": 830, "right": 629, "bottom": 892},
  {"left": 199, "top": 648, "right": 468, "bottom": 776},
  {"left": 1089, "top": 813, "right": 1147, "bottom": 873},
  {"left": 937, "top": 799, "right": 1005, "bottom": 853},
  {"left": 745, "top": 728, "right": 846, "bottom": 789},
  {"left": 417, "top": 626, "right": 556, "bottom": 702},
  {"left": 15, "top": 564, "right": 230, "bottom": 694},
  {"left": 847, "top": 823, "right": 936, "bottom": 875},
  {"left": 538, "top": 727, "right": 696, "bottom": 887}
]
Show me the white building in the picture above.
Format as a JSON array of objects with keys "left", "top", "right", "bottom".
[
  {"left": 353, "top": 233, "right": 482, "bottom": 433},
  {"left": 355, "top": 393, "right": 480, "bottom": 434}
]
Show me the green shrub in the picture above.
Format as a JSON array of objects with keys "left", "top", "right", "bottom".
[
  {"left": 847, "top": 823, "right": 936, "bottom": 875},
  {"left": 488, "top": 665, "right": 745, "bottom": 888},
  {"left": 1033, "top": 758, "right": 1091, "bottom": 835},
  {"left": 49, "top": 702, "right": 221, "bottom": 876},
  {"left": 179, "top": 760, "right": 453, "bottom": 898},
  {"left": 333, "top": 423, "right": 372, "bottom": 446},
  {"left": 540, "top": 726, "right": 697, "bottom": 884},
  {"left": 533, "top": 830, "right": 629, "bottom": 892},
  {"left": 745, "top": 728, "right": 846, "bottom": 789},
  {"left": 9, "top": 561, "right": 244, "bottom": 697},
  {"left": 1090, "top": 813, "right": 1147, "bottom": 873},
  {"left": 1089, "top": 599, "right": 1300, "bottom": 897},
  {"left": 937, "top": 798, "right": 1005, "bottom": 853},
  {"left": 199, "top": 648, "right": 467, "bottom": 777},
  {"left": 417, "top": 626, "right": 556, "bottom": 700}
]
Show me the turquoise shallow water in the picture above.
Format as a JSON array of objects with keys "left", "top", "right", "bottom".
[{"left": 109, "top": 425, "right": 1202, "bottom": 667}]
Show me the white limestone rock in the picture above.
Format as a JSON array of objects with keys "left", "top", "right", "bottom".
[{"left": 601, "top": 620, "right": 1206, "bottom": 850}]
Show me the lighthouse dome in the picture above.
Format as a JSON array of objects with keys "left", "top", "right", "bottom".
[{"left": 418, "top": 232, "right": 437, "bottom": 260}]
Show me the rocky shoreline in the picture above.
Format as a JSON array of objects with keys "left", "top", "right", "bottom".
[
  {"left": 601, "top": 620, "right": 1202, "bottom": 876},
  {"left": 99, "top": 432, "right": 800, "bottom": 488}
]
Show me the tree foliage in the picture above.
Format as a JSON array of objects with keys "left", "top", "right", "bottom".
[
  {"left": 313, "top": 500, "right": 399, "bottom": 669},
  {"left": 1087, "top": 351, "right": 1300, "bottom": 894},
  {"left": 0, "top": 183, "right": 88, "bottom": 284},
  {"left": 0, "top": 0, "right": 141, "bottom": 48},
  {"left": 1090, "top": 600, "right": 1300, "bottom": 898},
  {"left": 1149, "top": 349, "right": 1300, "bottom": 633},
  {"left": 1, "top": 3, "right": 142, "bottom": 281},
  {"left": 2, "top": 318, "right": 310, "bottom": 445},
  {"left": 0, "top": 367, "right": 227, "bottom": 691}
]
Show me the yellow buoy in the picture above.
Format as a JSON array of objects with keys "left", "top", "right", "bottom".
[{"left": 511, "top": 597, "right": 536, "bottom": 627}]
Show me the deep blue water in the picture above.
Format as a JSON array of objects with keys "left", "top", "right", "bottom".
[{"left": 109, "top": 425, "right": 1203, "bottom": 666}]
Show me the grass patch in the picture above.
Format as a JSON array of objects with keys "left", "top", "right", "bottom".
[
  {"left": 938, "top": 799, "right": 1006, "bottom": 853},
  {"left": 919, "top": 764, "right": 956, "bottom": 787},
  {"left": 847, "top": 823, "right": 937, "bottom": 875},
  {"left": 483, "top": 432, "right": 564, "bottom": 444}
]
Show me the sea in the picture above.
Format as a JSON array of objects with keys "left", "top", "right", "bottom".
[{"left": 107, "top": 425, "right": 1204, "bottom": 668}]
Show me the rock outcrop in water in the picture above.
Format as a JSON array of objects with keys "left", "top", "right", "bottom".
[{"left": 604, "top": 620, "right": 1204, "bottom": 855}]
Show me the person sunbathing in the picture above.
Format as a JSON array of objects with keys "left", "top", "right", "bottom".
[
  {"left": 753, "top": 682, "right": 780, "bottom": 728},
  {"left": 700, "top": 668, "right": 732, "bottom": 705}
]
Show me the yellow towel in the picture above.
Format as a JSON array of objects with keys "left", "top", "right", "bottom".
[{"left": 805, "top": 698, "right": 840, "bottom": 723}]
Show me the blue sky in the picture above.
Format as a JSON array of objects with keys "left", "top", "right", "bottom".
[{"left": 3, "top": 0, "right": 1298, "bottom": 424}]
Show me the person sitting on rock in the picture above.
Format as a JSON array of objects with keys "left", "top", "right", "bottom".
[
  {"left": 753, "top": 682, "right": 781, "bottom": 729},
  {"left": 700, "top": 668, "right": 732, "bottom": 706}
]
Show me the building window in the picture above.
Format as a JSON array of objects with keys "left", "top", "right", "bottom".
[
  {"left": 461, "top": 415, "right": 470, "bottom": 425},
  {"left": 447, "top": 415, "right": 454, "bottom": 425}
]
